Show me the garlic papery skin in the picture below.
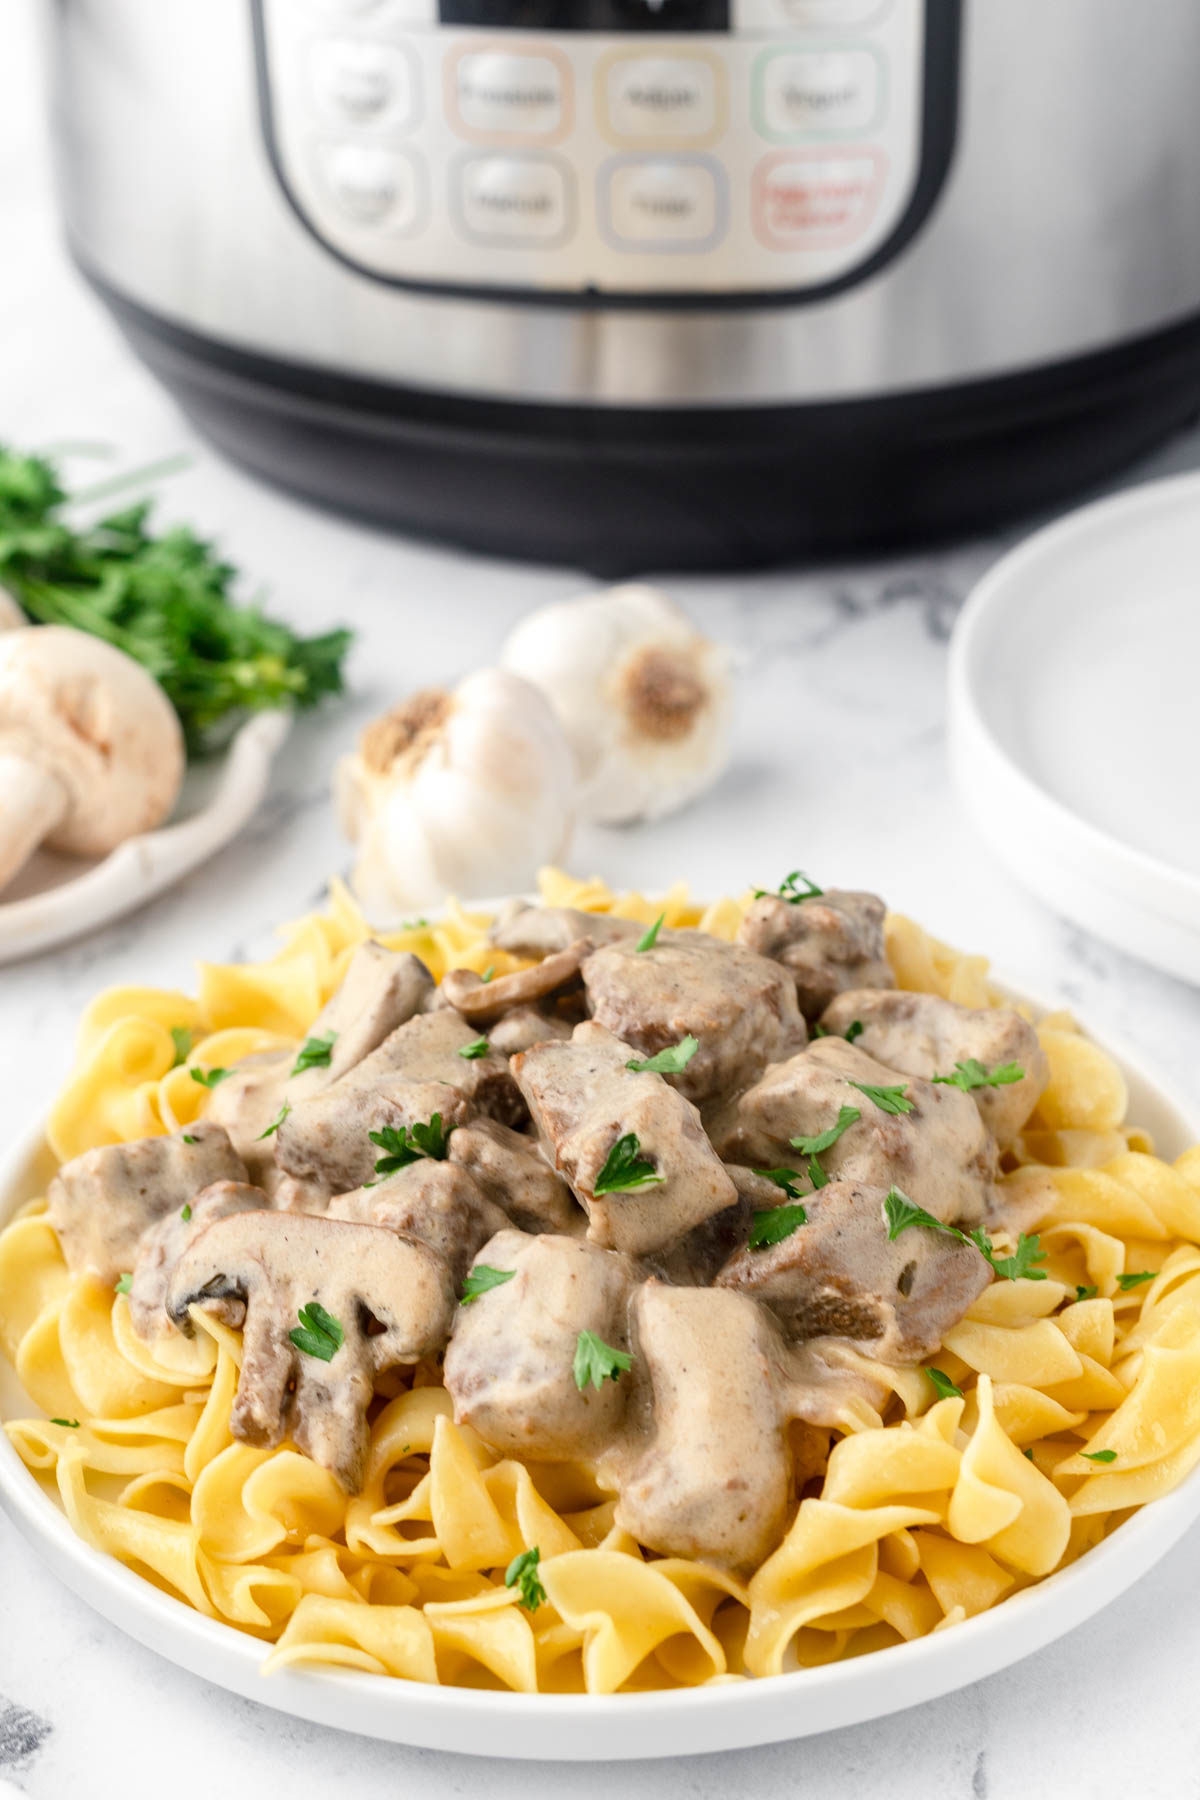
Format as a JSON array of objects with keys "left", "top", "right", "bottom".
[
  {"left": 336, "top": 668, "right": 577, "bottom": 916},
  {"left": 499, "top": 584, "right": 733, "bottom": 825}
]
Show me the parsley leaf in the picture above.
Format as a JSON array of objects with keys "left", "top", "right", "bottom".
[
  {"left": 1023, "top": 1447, "right": 1035, "bottom": 1461},
  {"left": 1081, "top": 1449, "right": 1117, "bottom": 1464},
  {"left": 635, "top": 914, "right": 665, "bottom": 953},
  {"left": 291, "top": 1031, "right": 337, "bottom": 1076},
  {"left": 882, "top": 1188, "right": 1047, "bottom": 1283},
  {"left": 749, "top": 1203, "right": 808, "bottom": 1250},
  {"left": 753, "top": 870, "right": 823, "bottom": 903},
  {"left": 51, "top": 1418, "right": 80, "bottom": 1429},
  {"left": 573, "top": 1330, "right": 632, "bottom": 1390},
  {"left": 190, "top": 1066, "right": 230, "bottom": 1089},
  {"left": 481, "top": 966, "right": 495, "bottom": 983},
  {"left": 182, "top": 1133, "right": 198, "bottom": 1145},
  {"left": 289, "top": 1301, "right": 344, "bottom": 1362},
  {"left": 1116, "top": 1270, "right": 1156, "bottom": 1291},
  {"left": 1075, "top": 1284, "right": 1098, "bottom": 1303},
  {"left": 626, "top": 1035, "right": 699, "bottom": 1076},
  {"left": 844, "top": 1020, "right": 864, "bottom": 1044},
  {"left": 115, "top": 1273, "right": 132, "bottom": 1295},
  {"left": 926, "top": 1368, "right": 963, "bottom": 1401},
  {"left": 169, "top": 1026, "right": 193, "bottom": 1068},
  {"left": 505, "top": 1546, "right": 547, "bottom": 1612},
  {"left": 753, "top": 1167, "right": 805, "bottom": 1201},
  {"left": 460, "top": 1264, "right": 516, "bottom": 1305},
  {"left": 458, "top": 1037, "right": 491, "bottom": 1060},
  {"left": 932, "top": 1059, "right": 1025, "bottom": 1092},
  {"left": 181, "top": 1203, "right": 192, "bottom": 1223},
  {"left": 806, "top": 1155, "right": 830, "bottom": 1191},
  {"left": 848, "top": 1080, "right": 914, "bottom": 1115},
  {"left": 790, "top": 1105, "right": 860, "bottom": 1158},
  {"left": 369, "top": 1112, "right": 455, "bottom": 1178},
  {"left": 256, "top": 1100, "right": 291, "bottom": 1140},
  {"left": 592, "top": 1133, "right": 663, "bottom": 1196}
]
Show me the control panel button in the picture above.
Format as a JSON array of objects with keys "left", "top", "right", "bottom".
[
  {"left": 601, "top": 157, "right": 724, "bottom": 248},
  {"left": 317, "top": 142, "right": 424, "bottom": 231},
  {"left": 457, "top": 155, "right": 571, "bottom": 243},
  {"left": 308, "top": 38, "right": 416, "bottom": 128},
  {"left": 755, "top": 47, "right": 882, "bottom": 138},
  {"left": 753, "top": 149, "right": 884, "bottom": 246},
  {"left": 451, "top": 50, "right": 569, "bottom": 140},
  {"left": 601, "top": 56, "right": 721, "bottom": 145}
]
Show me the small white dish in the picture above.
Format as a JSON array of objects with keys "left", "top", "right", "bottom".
[
  {"left": 948, "top": 473, "right": 1200, "bottom": 985},
  {"left": 0, "top": 710, "right": 290, "bottom": 964},
  {"left": 0, "top": 989, "right": 1197, "bottom": 1759}
]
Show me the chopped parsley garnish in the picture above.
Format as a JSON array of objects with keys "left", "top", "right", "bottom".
[
  {"left": 190, "top": 1066, "right": 231, "bottom": 1089},
  {"left": 169, "top": 1026, "right": 193, "bottom": 1068},
  {"left": 844, "top": 1020, "right": 864, "bottom": 1044},
  {"left": 256, "top": 1100, "right": 291, "bottom": 1140},
  {"left": 481, "top": 966, "right": 495, "bottom": 983},
  {"left": 1023, "top": 1447, "right": 1035, "bottom": 1461},
  {"left": 115, "top": 1273, "right": 133, "bottom": 1295},
  {"left": 573, "top": 1330, "right": 632, "bottom": 1390},
  {"left": 753, "top": 1167, "right": 806, "bottom": 1201},
  {"left": 626, "top": 1035, "right": 699, "bottom": 1076},
  {"left": 1075, "top": 1284, "right": 1098, "bottom": 1303},
  {"left": 401, "top": 918, "right": 429, "bottom": 931},
  {"left": 932, "top": 1059, "right": 1025, "bottom": 1092},
  {"left": 1116, "top": 1270, "right": 1156, "bottom": 1291},
  {"left": 848, "top": 1080, "right": 914, "bottom": 1115},
  {"left": 926, "top": 1368, "right": 963, "bottom": 1401},
  {"left": 458, "top": 1037, "right": 491, "bottom": 1060},
  {"left": 790, "top": 1105, "right": 861, "bottom": 1158},
  {"left": 635, "top": 913, "right": 665, "bottom": 953},
  {"left": 592, "top": 1132, "right": 663, "bottom": 1196},
  {"left": 291, "top": 1031, "right": 337, "bottom": 1076},
  {"left": 806, "top": 1155, "right": 830, "bottom": 1190},
  {"left": 749, "top": 1203, "right": 808, "bottom": 1250},
  {"left": 460, "top": 1264, "right": 516, "bottom": 1305},
  {"left": 289, "top": 1301, "right": 344, "bottom": 1362},
  {"left": 1081, "top": 1449, "right": 1117, "bottom": 1464},
  {"left": 181, "top": 1203, "right": 192, "bottom": 1223},
  {"left": 505, "top": 1546, "right": 547, "bottom": 1612},
  {"left": 369, "top": 1112, "right": 455, "bottom": 1178},
  {"left": 753, "top": 870, "right": 823, "bottom": 903},
  {"left": 182, "top": 1133, "right": 198, "bottom": 1145},
  {"left": 881, "top": 1187, "right": 1047, "bottom": 1282},
  {"left": 51, "top": 1418, "right": 80, "bottom": 1429}
]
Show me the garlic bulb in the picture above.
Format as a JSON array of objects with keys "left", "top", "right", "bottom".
[
  {"left": 500, "top": 584, "right": 733, "bottom": 825},
  {"left": 336, "top": 668, "right": 576, "bottom": 916}
]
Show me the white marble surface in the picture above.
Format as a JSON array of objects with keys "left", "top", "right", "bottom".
[{"left": 2, "top": 4, "right": 1199, "bottom": 1795}]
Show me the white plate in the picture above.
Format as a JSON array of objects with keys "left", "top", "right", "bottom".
[
  {"left": 948, "top": 473, "right": 1200, "bottom": 984},
  {"left": 0, "top": 710, "right": 291, "bottom": 965},
  {"left": 0, "top": 991, "right": 1197, "bottom": 1761}
]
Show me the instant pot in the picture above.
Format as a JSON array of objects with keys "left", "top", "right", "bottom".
[{"left": 48, "top": 0, "right": 1200, "bottom": 569}]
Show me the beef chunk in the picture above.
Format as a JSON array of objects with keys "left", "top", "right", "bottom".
[
  {"left": 708, "top": 1037, "right": 996, "bottom": 1228},
  {"left": 611, "top": 1282, "right": 789, "bottom": 1572},
  {"left": 513, "top": 1022, "right": 737, "bottom": 1258},
  {"left": 717, "top": 1180, "right": 991, "bottom": 1362},
  {"left": 444, "top": 1229, "right": 635, "bottom": 1459},
  {"left": 820, "top": 989, "right": 1050, "bottom": 1146},
  {"left": 487, "top": 1005, "right": 576, "bottom": 1057},
  {"left": 48, "top": 1120, "right": 247, "bottom": 1284},
  {"left": 489, "top": 903, "right": 640, "bottom": 958},
  {"left": 274, "top": 1010, "right": 523, "bottom": 1195},
  {"left": 582, "top": 933, "right": 806, "bottom": 1108},
  {"left": 738, "top": 889, "right": 893, "bottom": 1022},
  {"left": 288, "top": 942, "right": 433, "bottom": 1100},
  {"left": 447, "top": 1117, "right": 581, "bottom": 1234},
  {"left": 329, "top": 1160, "right": 510, "bottom": 1286},
  {"left": 129, "top": 1178, "right": 266, "bottom": 1342}
]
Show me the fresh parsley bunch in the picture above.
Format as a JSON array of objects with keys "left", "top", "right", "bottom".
[{"left": 0, "top": 446, "right": 351, "bottom": 754}]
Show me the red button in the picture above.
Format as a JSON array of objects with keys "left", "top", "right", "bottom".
[{"left": 753, "top": 148, "right": 885, "bottom": 249}]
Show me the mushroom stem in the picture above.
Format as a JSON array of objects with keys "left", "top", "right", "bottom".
[{"left": 0, "top": 752, "right": 69, "bottom": 889}]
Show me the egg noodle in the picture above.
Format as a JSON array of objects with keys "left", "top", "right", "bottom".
[{"left": 3, "top": 871, "right": 1200, "bottom": 1694}]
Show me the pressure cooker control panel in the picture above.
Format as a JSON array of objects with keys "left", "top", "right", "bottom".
[{"left": 252, "top": 0, "right": 959, "bottom": 302}]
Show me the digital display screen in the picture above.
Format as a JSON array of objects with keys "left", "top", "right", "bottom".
[{"left": 438, "top": 0, "right": 730, "bottom": 33}]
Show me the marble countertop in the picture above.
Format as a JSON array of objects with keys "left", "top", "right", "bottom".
[{"left": 3, "top": 6, "right": 1199, "bottom": 1795}]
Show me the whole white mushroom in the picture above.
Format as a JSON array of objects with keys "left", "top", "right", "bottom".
[
  {"left": 0, "top": 625, "right": 185, "bottom": 891},
  {"left": 500, "top": 583, "right": 733, "bottom": 825}
]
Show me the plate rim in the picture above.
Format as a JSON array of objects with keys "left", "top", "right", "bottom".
[
  {"left": 1, "top": 979, "right": 1198, "bottom": 1759},
  {"left": 948, "top": 469, "right": 1200, "bottom": 919}
]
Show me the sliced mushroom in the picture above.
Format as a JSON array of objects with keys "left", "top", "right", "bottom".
[
  {"left": 441, "top": 938, "right": 591, "bottom": 1027},
  {"left": 48, "top": 1121, "right": 247, "bottom": 1284},
  {"left": 0, "top": 626, "right": 184, "bottom": 891},
  {"left": 166, "top": 1210, "right": 455, "bottom": 1491},
  {"left": 488, "top": 903, "right": 641, "bottom": 959},
  {"left": 128, "top": 1179, "right": 266, "bottom": 1343}
]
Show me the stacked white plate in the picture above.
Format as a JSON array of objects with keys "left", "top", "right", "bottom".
[{"left": 949, "top": 473, "right": 1200, "bottom": 985}]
